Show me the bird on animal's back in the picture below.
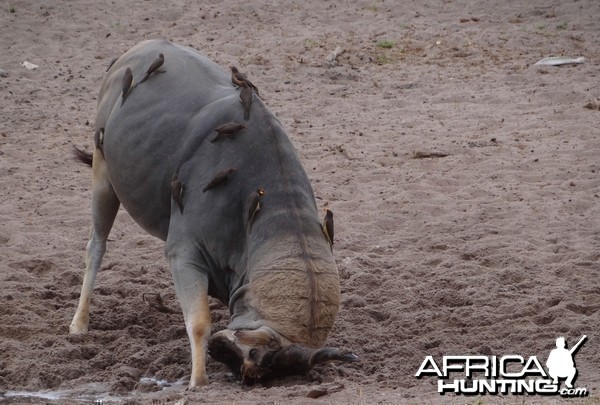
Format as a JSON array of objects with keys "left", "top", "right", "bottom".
[
  {"left": 210, "top": 122, "right": 246, "bottom": 143},
  {"left": 239, "top": 82, "right": 253, "bottom": 121},
  {"left": 121, "top": 67, "right": 134, "bottom": 105},
  {"left": 230, "top": 66, "right": 260, "bottom": 96},
  {"left": 203, "top": 168, "right": 238, "bottom": 193},
  {"left": 139, "top": 53, "right": 165, "bottom": 84}
]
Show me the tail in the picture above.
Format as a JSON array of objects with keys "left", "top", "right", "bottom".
[{"left": 72, "top": 146, "right": 93, "bottom": 167}]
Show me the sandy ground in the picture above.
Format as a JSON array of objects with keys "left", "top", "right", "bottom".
[{"left": 1, "top": 0, "right": 599, "bottom": 403}]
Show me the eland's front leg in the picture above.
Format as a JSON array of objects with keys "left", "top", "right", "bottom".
[
  {"left": 167, "top": 249, "right": 212, "bottom": 387},
  {"left": 70, "top": 149, "right": 120, "bottom": 334}
]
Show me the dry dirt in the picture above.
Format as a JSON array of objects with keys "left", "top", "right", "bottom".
[{"left": 1, "top": 0, "right": 599, "bottom": 403}]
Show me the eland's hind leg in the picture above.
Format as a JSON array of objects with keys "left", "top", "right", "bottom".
[{"left": 70, "top": 149, "right": 120, "bottom": 334}]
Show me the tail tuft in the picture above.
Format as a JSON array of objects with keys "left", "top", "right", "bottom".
[{"left": 72, "top": 146, "right": 93, "bottom": 167}]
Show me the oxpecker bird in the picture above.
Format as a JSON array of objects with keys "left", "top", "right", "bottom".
[
  {"left": 230, "top": 66, "right": 260, "bottom": 96},
  {"left": 322, "top": 209, "right": 334, "bottom": 250},
  {"left": 210, "top": 122, "right": 246, "bottom": 143},
  {"left": 170, "top": 171, "right": 184, "bottom": 213},
  {"left": 202, "top": 168, "right": 238, "bottom": 193},
  {"left": 247, "top": 188, "right": 266, "bottom": 226},
  {"left": 138, "top": 53, "right": 165, "bottom": 84},
  {"left": 240, "top": 82, "right": 253, "bottom": 121},
  {"left": 121, "top": 67, "right": 133, "bottom": 106}
]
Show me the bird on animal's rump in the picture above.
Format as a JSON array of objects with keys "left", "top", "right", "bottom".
[
  {"left": 138, "top": 53, "right": 165, "bottom": 84},
  {"left": 121, "top": 67, "right": 133, "bottom": 106}
]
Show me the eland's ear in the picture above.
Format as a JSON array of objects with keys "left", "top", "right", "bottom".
[{"left": 234, "top": 328, "right": 281, "bottom": 351}]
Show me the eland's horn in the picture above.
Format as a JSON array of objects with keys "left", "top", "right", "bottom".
[
  {"left": 310, "top": 347, "right": 359, "bottom": 366},
  {"left": 270, "top": 345, "right": 358, "bottom": 376}
]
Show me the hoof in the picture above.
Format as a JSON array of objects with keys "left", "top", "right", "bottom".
[
  {"left": 69, "top": 323, "right": 88, "bottom": 334},
  {"left": 188, "top": 376, "right": 208, "bottom": 389}
]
